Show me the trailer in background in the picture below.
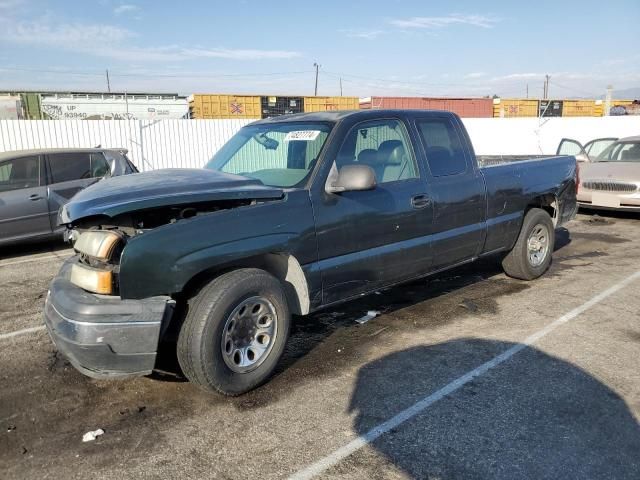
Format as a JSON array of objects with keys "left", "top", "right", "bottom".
[{"left": 359, "top": 96, "right": 493, "bottom": 118}]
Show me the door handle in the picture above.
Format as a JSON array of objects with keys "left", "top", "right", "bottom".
[
  {"left": 411, "top": 194, "right": 431, "bottom": 209},
  {"left": 29, "top": 194, "right": 43, "bottom": 201}
]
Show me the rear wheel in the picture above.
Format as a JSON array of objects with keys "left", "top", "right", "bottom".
[
  {"left": 177, "top": 268, "right": 290, "bottom": 395},
  {"left": 502, "top": 208, "right": 554, "bottom": 280}
]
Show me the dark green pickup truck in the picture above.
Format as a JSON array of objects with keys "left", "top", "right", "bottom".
[{"left": 44, "top": 110, "right": 578, "bottom": 395}]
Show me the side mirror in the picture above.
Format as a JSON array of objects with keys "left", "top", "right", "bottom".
[
  {"left": 327, "top": 165, "right": 376, "bottom": 193},
  {"left": 575, "top": 153, "right": 589, "bottom": 163}
]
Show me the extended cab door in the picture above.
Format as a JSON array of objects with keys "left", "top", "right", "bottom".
[
  {"left": 310, "top": 117, "right": 433, "bottom": 305},
  {"left": 413, "top": 114, "right": 486, "bottom": 270},
  {"left": 45, "top": 152, "right": 111, "bottom": 230},
  {"left": 0, "top": 154, "right": 51, "bottom": 243}
]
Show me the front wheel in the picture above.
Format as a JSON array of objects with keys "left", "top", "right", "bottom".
[
  {"left": 177, "top": 268, "right": 290, "bottom": 395},
  {"left": 502, "top": 208, "right": 555, "bottom": 280}
]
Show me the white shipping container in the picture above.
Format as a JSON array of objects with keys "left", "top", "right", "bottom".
[
  {"left": 40, "top": 93, "right": 189, "bottom": 120},
  {"left": 0, "top": 95, "right": 22, "bottom": 119}
]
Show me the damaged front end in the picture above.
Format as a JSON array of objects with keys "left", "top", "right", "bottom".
[
  {"left": 65, "top": 198, "right": 257, "bottom": 295},
  {"left": 45, "top": 167, "right": 285, "bottom": 378},
  {"left": 58, "top": 168, "right": 284, "bottom": 296}
]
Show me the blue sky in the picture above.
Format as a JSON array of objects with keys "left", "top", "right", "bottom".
[{"left": 0, "top": 0, "right": 639, "bottom": 98}]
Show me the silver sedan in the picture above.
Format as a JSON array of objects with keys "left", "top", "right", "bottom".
[{"left": 557, "top": 136, "right": 640, "bottom": 212}]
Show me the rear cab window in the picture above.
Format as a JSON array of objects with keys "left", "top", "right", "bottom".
[{"left": 415, "top": 118, "right": 469, "bottom": 177}]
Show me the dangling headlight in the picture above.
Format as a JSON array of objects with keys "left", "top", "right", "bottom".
[{"left": 74, "top": 231, "right": 122, "bottom": 260}]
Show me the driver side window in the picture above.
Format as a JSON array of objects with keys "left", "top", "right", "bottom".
[{"left": 336, "top": 119, "right": 418, "bottom": 184}]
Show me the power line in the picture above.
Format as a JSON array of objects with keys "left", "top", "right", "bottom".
[
  {"left": 111, "top": 70, "right": 314, "bottom": 79},
  {"left": 548, "top": 80, "right": 599, "bottom": 98}
]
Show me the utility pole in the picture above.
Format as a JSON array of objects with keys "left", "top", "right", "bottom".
[
  {"left": 604, "top": 84, "right": 613, "bottom": 116},
  {"left": 526, "top": 83, "right": 529, "bottom": 99},
  {"left": 340, "top": 77, "right": 343, "bottom": 96},
  {"left": 543, "top": 75, "right": 550, "bottom": 99},
  {"left": 313, "top": 62, "right": 320, "bottom": 96},
  {"left": 106, "top": 69, "right": 111, "bottom": 93}
]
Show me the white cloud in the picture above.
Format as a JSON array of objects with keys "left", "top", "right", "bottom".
[
  {"left": 10, "top": 20, "right": 134, "bottom": 45},
  {"left": 343, "top": 29, "right": 386, "bottom": 40},
  {"left": 390, "top": 14, "right": 499, "bottom": 29},
  {"left": 114, "top": 4, "right": 139, "bottom": 15},
  {"left": 0, "top": 19, "right": 302, "bottom": 62},
  {"left": 466, "top": 72, "right": 486, "bottom": 78}
]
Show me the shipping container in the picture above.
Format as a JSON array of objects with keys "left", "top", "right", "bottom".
[
  {"left": 360, "top": 97, "right": 493, "bottom": 118},
  {"left": 492, "top": 98, "right": 539, "bottom": 118},
  {"left": 607, "top": 100, "right": 640, "bottom": 116},
  {"left": 0, "top": 95, "right": 22, "bottom": 119},
  {"left": 260, "top": 96, "right": 304, "bottom": 118},
  {"left": 561, "top": 99, "right": 598, "bottom": 117},
  {"left": 539, "top": 100, "right": 563, "bottom": 117},
  {"left": 189, "top": 94, "right": 261, "bottom": 119},
  {"left": 304, "top": 96, "right": 359, "bottom": 112},
  {"left": 21, "top": 93, "right": 43, "bottom": 119},
  {"left": 39, "top": 92, "right": 188, "bottom": 120}
]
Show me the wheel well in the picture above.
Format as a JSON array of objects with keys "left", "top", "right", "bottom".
[
  {"left": 526, "top": 194, "right": 559, "bottom": 226},
  {"left": 179, "top": 253, "right": 310, "bottom": 316}
]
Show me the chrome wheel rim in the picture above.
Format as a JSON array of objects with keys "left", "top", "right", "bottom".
[
  {"left": 527, "top": 224, "right": 550, "bottom": 267},
  {"left": 221, "top": 296, "right": 277, "bottom": 373}
]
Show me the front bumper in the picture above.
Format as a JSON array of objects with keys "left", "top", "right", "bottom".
[
  {"left": 44, "top": 258, "right": 174, "bottom": 378},
  {"left": 577, "top": 189, "right": 640, "bottom": 212}
]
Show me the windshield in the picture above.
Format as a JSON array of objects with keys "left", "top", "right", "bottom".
[
  {"left": 595, "top": 141, "right": 640, "bottom": 163},
  {"left": 206, "top": 122, "right": 333, "bottom": 188}
]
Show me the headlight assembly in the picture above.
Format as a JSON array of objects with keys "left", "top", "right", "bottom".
[{"left": 74, "top": 231, "right": 121, "bottom": 261}]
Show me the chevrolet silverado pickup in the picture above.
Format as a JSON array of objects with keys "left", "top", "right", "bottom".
[{"left": 44, "top": 110, "right": 578, "bottom": 395}]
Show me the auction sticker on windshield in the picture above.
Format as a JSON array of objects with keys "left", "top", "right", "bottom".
[{"left": 284, "top": 130, "right": 321, "bottom": 141}]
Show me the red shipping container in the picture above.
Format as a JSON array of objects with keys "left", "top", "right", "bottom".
[{"left": 359, "top": 97, "right": 493, "bottom": 118}]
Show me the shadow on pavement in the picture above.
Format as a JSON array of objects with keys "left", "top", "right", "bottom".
[
  {"left": 346, "top": 339, "right": 640, "bottom": 479},
  {"left": 579, "top": 208, "right": 640, "bottom": 221},
  {"left": 153, "top": 228, "right": 574, "bottom": 385}
]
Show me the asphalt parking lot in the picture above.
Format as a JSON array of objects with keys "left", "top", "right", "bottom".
[{"left": 1, "top": 211, "right": 639, "bottom": 479}]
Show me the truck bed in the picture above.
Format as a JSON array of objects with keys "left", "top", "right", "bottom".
[{"left": 477, "top": 154, "right": 552, "bottom": 167}]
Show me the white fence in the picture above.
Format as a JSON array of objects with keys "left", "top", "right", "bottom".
[
  {"left": 1, "top": 116, "right": 639, "bottom": 170},
  {"left": 462, "top": 116, "right": 640, "bottom": 156},
  {"left": 0, "top": 119, "right": 252, "bottom": 171}
]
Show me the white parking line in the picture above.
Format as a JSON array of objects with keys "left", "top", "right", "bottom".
[
  {"left": 0, "top": 325, "right": 46, "bottom": 341},
  {"left": 289, "top": 270, "right": 640, "bottom": 480},
  {"left": 0, "top": 252, "right": 72, "bottom": 267}
]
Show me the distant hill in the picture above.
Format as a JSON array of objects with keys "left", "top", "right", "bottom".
[{"left": 600, "top": 87, "right": 640, "bottom": 99}]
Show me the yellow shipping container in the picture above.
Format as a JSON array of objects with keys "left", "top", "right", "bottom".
[
  {"left": 304, "top": 96, "right": 359, "bottom": 112},
  {"left": 562, "top": 100, "right": 598, "bottom": 117},
  {"left": 189, "top": 94, "right": 261, "bottom": 119},
  {"left": 493, "top": 98, "right": 539, "bottom": 118}
]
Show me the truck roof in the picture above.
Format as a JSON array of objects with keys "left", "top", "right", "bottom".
[{"left": 250, "top": 109, "right": 457, "bottom": 125}]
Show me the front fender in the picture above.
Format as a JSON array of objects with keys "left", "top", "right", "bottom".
[{"left": 118, "top": 191, "right": 316, "bottom": 299}]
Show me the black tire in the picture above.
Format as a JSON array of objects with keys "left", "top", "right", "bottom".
[
  {"left": 177, "top": 268, "right": 290, "bottom": 395},
  {"left": 502, "top": 208, "right": 555, "bottom": 280}
]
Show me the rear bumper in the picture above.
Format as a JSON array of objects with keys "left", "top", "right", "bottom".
[{"left": 44, "top": 258, "right": 174, "bottom": 378}]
